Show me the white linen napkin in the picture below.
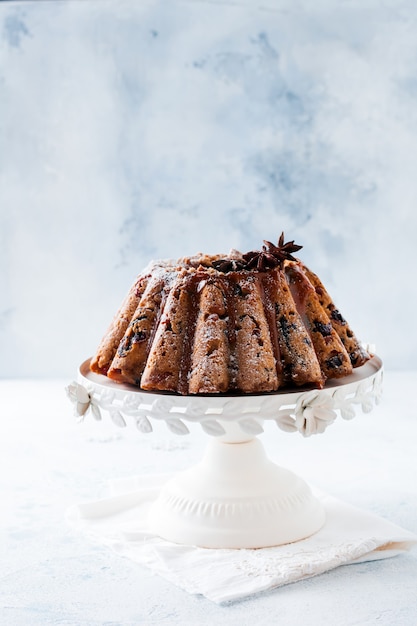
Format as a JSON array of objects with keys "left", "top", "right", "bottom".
[{"left": 66, "top": 474, "right": 417, "bottom": 604}]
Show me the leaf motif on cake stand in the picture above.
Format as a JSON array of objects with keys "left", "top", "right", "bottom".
[
  {"left": 236, "top": 401, "right": 264, "bottom": 435},
  {"left": 332, "top": 387, "right": 357, "bottom": 420},
  {"left": 238, "top": 418, "right": 264, "bottom": 436},
  {"left": 274, "top": 411, "right": 298, "bottom": 433},
  {"left": 201, "top": 419, "right": 226, "bottom": 437},
  {"left": 185, "top": 400, "right": 213, "bottom": 420},
  {"left": 152, "top": 397, "right": 178, "bottom": 418},
  {"left": 136, "top": 415, "right": 153, "bottom": 434},
  {"left": 166, "top": 418, "right": 190, "bottom": 436},
  {"left": 354, "top": 381, "right": 374, "bottom": 413},
  {"left": 109, "top": 409, "right": 127, "bottom": 428},
  {"left": 122, "top": 394, "right": 140, "bottom": 415},
  {"left": 98, "top": 389, "right": 116, "bottom": 410}
]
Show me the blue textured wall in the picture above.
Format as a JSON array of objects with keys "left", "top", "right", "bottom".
[{"left": 1, "top": 0, "right": 416, "bottom": 376}]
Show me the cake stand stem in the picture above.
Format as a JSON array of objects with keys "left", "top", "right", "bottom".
[{"left": 148, "top": 435, "right": 325, "bottom": 549}]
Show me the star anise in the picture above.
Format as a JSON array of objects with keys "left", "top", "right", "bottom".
[
  {"left": 212, "top": 234, "right": 303, "bottom": 273},
  {"left": 241, "top": 233, "right": 303, "bottom": 271},
  {"left": 263, "top": 232, "right": 303, "bottom": 263},
  {"left": 242, "top": 249, "right": 281, "bottom": 271},
  {"left": 212, "top": 258, "right": 246, "bottom": 273}
]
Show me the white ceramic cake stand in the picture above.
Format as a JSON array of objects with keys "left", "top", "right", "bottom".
[{"left": 68, "top": 355, "right": 383, "bottom": 549}]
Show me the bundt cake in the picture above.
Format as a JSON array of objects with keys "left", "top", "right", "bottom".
[{"left": 90, "top": 234, "right": 370, "bottom": 395}]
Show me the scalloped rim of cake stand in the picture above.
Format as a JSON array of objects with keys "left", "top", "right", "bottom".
[
  {"left": 70, "top": 356, "right": 383, "bottom": 549},
  {"left": 75, "top": 355, "right": 383, "bottom": 441}
]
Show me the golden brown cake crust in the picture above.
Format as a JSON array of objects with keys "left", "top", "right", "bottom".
[
  {"left": 90, "top": 235, "right": 370, "bottom": 395},
  {"left": 140, "top": 274, "right": 192, "bottom": 393},
  {"left": 188, "top": 281, "right": 230, "bottom": 394},
  {"left": 232, "top": 274, "right": 279, "bottom": 393},
  {"left": 107, "top": 273, "right": 169, "bottom": 385},
  {"left": 301, "top": 265, "right": 370, "bottom": 367},
  {"left": 263, "top": 268, "right": 324, "bottom": 387},
  {"left": 284, "top": 262, "right": 353, "bottom": 379},
  {"left": 90, "top": 274, "right": 149, "bottom": 375}
]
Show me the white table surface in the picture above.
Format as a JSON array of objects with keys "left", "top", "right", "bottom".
[{"left": 1, "top": 371, "right": 417, "bottom": 626}]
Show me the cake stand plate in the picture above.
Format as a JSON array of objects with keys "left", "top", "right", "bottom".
[{"left": 68, "top": 356, "right": 383, "bottom": 549}]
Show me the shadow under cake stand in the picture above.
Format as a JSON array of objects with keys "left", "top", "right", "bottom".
[{"left": 71, "top": 356, "right": 383, "bottom": 549}]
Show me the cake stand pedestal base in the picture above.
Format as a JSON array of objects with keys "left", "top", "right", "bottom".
[
  {"left": 72, "top": 355, "right": 383, "bottom": 550},
  {"left": 148, "top": 436, "right": 325, "bottom": 549}
]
